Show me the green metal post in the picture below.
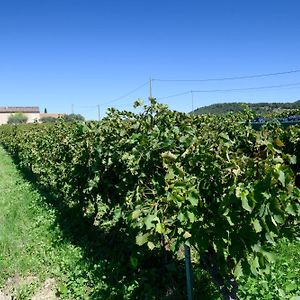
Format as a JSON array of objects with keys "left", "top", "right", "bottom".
[{"left": 185, "top": 244, "right": 193, "bottom": 300}]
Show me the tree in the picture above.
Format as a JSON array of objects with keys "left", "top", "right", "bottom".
[
  {"left": 40, "top": 116, "right": 58, "bottom": 123},
  {"left": 44, "top": 108, "right": 48, "bottom": 113},
  {"left": 7, "top": 113, "right": 28, "bottom": 124},
  {"left": 63, "top": 113, "right": 85, "bottom": 122}
]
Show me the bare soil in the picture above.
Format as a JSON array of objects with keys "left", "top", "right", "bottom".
[{"left": 0, "top": 276, "right": 58, "bottom": 300}]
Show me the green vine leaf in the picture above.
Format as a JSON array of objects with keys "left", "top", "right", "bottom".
[
  {"left": 144, "top": 214, "right": 159, "bottom": 230},
  {"left": 252, "top": 219, "right": 262, "bottom": 233},
  {"left": 136, "top": 233, "right": 149, "bottom": 246},
  {"left": 147, "top": 241, "right": 155, "bottom": 250},
  {"left": 183, "top": 231, "right": 192, "bottom": 239},
  {"left": 155, "top": 223, "right": 165, "bottom": 234}
]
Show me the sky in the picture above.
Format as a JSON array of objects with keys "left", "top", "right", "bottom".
[{"left": 0, "top": 0, "right": 300, "bottom": 120}]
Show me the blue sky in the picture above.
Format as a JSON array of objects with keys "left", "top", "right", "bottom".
[{"left": 0, "top": 0, "right": 300, "bottom": 119}]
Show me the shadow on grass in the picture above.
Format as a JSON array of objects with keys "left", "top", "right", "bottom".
[{"left": 11, "top": 155, "right": 219, "bottom": 300}]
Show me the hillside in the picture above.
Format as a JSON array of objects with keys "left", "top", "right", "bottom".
[{"left": 192, "top": 100, "right": 300, "bottom": 115}]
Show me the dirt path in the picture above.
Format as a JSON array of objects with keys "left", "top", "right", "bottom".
[{"left": 0, "top": 277, "right": 57, "bottom": 300}]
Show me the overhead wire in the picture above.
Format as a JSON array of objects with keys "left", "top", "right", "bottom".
[
  {"left": 67, "top": 68, "right": 300, "bottom": 115},
  {"left": 101, "top": 80, "right": 149, "bottom": 106},
  {"left": 157, "top": 82, "right": 300, "bottom": 100},
  {"left": 192, "top": 82, "right": 300, "bottom": 93},
  {"left": 153, "top": 68, "right": 300, "bottom": 82},
  {"left": 158, "top": 91, "right": 192, "bottom": 100}
]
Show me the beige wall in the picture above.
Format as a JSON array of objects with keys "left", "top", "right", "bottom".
[{"left": 0, "top": 113, "right": 40, "bottom": 125}]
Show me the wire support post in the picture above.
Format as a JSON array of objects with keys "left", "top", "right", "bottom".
[
  {"left": 191, "top": 91, "right": 194, "bottom": 112},
  {"left": 97, "top": 104, "right": 101, "bottom": 121},
  {"left": 149, "top": 77, "right": 152, "bottom": 99},
  {"left": 184, "top": 244, "right": 194, "bottom": 300}
]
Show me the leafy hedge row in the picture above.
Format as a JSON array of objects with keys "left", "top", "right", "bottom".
[{"left": 0, "top": 100, "right": 299, "bottom": 299}]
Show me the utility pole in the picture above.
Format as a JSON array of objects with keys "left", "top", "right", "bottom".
[
  {"left": 149, "top": 77, "right": 153, "bottom": 99},
  {"left": 97, "top": 105, "right": 101, "bottom": 121},
  {"left": 191, "top": 91, "right": 194, "bottom": 112}
]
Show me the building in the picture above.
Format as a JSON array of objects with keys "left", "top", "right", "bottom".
[{"left": 0, "top": 107, "right": 40, "bottom": 125}]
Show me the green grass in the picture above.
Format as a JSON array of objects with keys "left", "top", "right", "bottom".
[
  {"left": 0, "top": 145, "right": 299, "bottom": 300},
  {"left": 0, "top": 147, "right": 108, "bottom": 299},
  {"left": 237, "top": 238, "right": 300, "bottom": 300}
]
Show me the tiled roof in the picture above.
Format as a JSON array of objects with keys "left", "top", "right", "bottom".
[
  {"left": 39, "top": 113, "right": 64, "bottom": 118},
  {"left": 0, "top": 106, "right": 40, "bottom": 113}
]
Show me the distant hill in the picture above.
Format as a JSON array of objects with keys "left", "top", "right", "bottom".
[{"left": 192, "top": 100, "right": 300, "bottom": 115}]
